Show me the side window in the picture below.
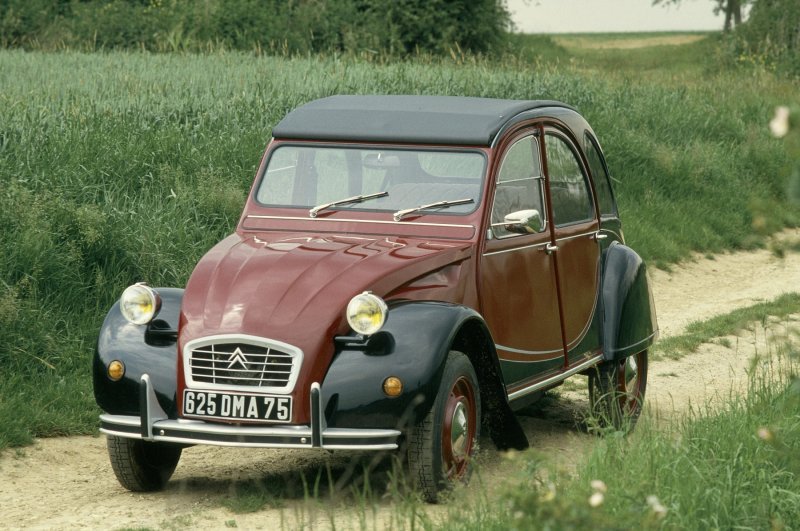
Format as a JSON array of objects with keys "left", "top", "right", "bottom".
[
  {"left": 584, "top": 133, "right": 617, "bottom": 217},
  {"left": 491, "top": 135, "right": 546, "bottom": 238},
  {"left": 545, "top": 134, "right": 594, "bottom": 227}
]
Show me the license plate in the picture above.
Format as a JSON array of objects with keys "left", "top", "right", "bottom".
[{"left": 182, "top": 390, "right": 292, "bottom": 423}]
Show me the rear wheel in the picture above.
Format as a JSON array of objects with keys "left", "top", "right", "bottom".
[
  {"left": 107, "top": 436, "right": 182, "bottom": 492},
  {"left": 408, "top": 351, "right": 481, "bottom": 503},
  {"left": 589, "top": 350, "right": 648, "bottom": 431}
]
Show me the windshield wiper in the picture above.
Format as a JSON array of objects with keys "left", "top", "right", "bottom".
[
  {"left": 393, "top": 198, "right": 474, "bottom": 222},
  {"left": 309, "top": 191, "right": 388, "bottom": 218}
]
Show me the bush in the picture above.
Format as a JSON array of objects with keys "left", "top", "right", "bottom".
[
  {"left": 0, "top": 0, "right": 511, "bottom": 55},
  {"left": 729, "top": 0, "right": 800, "bottom": 77}
]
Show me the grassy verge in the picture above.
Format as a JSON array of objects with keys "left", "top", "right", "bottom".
[
  {"left": 454, "top": 343, "right": 800, "bottom": 530},
  {"left": 0, "top": 41, "right": 797, "bottom": 448},
  {"left": 655, "top": 292, "right": 800, "bottom": 360}
]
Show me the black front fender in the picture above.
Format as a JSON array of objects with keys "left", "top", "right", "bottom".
[
  {"left": 93, "top": 288, "right": 183, "bottom": 417},
  {"left": 602, "top": 243, "right": 658, "bottom": 360},
  {"left": 320, "top": 301, "right": 480, "bottom": 432}
]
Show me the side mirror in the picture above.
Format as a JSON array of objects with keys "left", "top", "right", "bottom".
[{"left": 503, "top": 209, "right": 542, "bottom": 234}]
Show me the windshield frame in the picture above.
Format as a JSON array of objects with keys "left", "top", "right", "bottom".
[{"left": 252, "top": 141, "right": 489, "bottom": 218}]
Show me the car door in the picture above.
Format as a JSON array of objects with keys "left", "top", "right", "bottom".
[
  {"left": 543, "top": 129, "right": 602, "bottom": 366},
  {"left": 480, "top": 131, "right": 565, "bottom": 392}
]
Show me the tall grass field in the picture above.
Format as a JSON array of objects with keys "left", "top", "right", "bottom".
[{"left": 0, "top": 38, "right": 797, "bottom": 448}]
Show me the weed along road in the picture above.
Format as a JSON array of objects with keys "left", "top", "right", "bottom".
[{"left": 2, "top": 231, "right": 800, "bottom": 529}]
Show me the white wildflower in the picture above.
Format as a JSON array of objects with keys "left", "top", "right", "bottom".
[
  {"left": 770, "top": 106, "right": 791, "bottom": 138},
  {"left": 590, "top": 479, "right": 607, "bottom": 493},
  {"left": 646, "top": 495, "right": 668, "bottom": 519},
  {"left": 757, "top": 426, "right": 774, "bottom": 442},
  {"left": 589, "top": 491, "right": 604, "bottom": 508}
]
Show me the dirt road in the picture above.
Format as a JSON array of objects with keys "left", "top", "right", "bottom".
[{"left": 2, "top": 230, "right": 800, "bottom": 530}]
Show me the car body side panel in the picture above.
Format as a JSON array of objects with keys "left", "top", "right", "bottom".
[
  {"left": 554, "top": 221, "right": 603, "bottom": 365},
  {"left": 94, "top": 288, "right": 183, "bottom": 417},
  {"left": 481, "top": 233, "right": 564, "bottom": 382},
  {"left": 601, "top": 242, "right": 658, "bottom": 360}
]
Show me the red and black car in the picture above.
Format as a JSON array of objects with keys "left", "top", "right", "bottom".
[{"left": 94, "top": 95, "right": 657, "bottom": 502}]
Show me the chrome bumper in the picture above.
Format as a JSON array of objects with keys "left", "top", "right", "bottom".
[{"left": 99, "top": 374, "right": 401, "bottom": 450}]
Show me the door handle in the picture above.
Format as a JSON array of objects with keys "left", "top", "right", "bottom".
[
  {"left": 545, "top": 243, "right": 559, "bottom": 255},
  {"left": 592, "top": 232, "right": 608, "bottom": 241}
]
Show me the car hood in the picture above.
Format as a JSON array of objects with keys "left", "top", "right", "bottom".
[{"left": 180, "top": 232, "right": 472, "bottom": 348}]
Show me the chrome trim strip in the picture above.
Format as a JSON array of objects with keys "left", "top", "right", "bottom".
[
  {"left": 495, "top": 344, "right": 563, "bottom": 356},
  {"left": 484, "top": 229, "right": 598, "bottom": 257},
  {"left": 609, "top": 331, "right": 658, "bottom": 354},
  {"left": 99, "top": 418, "right": 400, "bottom": 450},
  {"left": 496, "top": 176, "right": 543, "bottom": 185},
  {"left": 483, "top": 240, "right": 549, "bottom": 256},
  {"left": 310, "top": 382, "right": 324, "bottom": 448},
  {"left": 100, "top": 415, "right": 400, "bottom": 450},
  {"left": 141, "top": 374, "right": 168, "bottom": 441},
  {"left": 246, "top": 214, "right": 473, "bottom": 230},
  {"left": 507, "top": 354, "right": 603, "bottom": 401},
  {"left": 554, "top": 230, "right": 598, "bottom": 243},
  {"left": 183, "top": 334, "right": 303, "bottom": 394},
  {"left": 600, "top": 228, "right": 623, "bottom": 242}
]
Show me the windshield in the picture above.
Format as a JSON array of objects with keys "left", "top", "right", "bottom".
[{"left": 256, "top": 145, "right": 486, "bottom": 216}]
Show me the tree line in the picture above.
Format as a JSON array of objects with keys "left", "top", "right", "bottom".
[
  {"left": 655, "top": 0, "right": 798, "bottom": 76},
  {"left": 0, "top": 0, "right": 510, "bottom": 55},
  {"left": 0, "top": 0, "right": 797, "bottom": 76}
]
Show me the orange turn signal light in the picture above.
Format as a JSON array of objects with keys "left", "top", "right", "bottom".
[
  {"left": 383, "top": 376, "right": 403, "bottom": 397},
  {"left": 108, "top": 360, "right": 125, "bottom": 381}
]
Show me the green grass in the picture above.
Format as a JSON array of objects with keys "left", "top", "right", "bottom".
[
  {"left": 655, "top": 292, "right": 800, "bottom": 359},
  {"left": 0, "top": 37, "right": 797, "bottom": 448},
  {"left": 443, "top": 341, "right": 800, "bottom": 530}
]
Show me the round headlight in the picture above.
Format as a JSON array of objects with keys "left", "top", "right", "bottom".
[
  {"left": 119, "top": 283, "right": 161, "bottom": 325},
  {"left": 346, "top": 292, "right": 388, "bottom": 336}
]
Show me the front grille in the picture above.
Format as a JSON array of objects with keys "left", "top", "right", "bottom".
[{"left": 188, "top": 342, "right": 296, "bottom": 389}]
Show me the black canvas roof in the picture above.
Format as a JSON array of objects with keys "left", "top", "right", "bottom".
[{"left": 271, "top": 95, "right": 574, "bottom": 146}]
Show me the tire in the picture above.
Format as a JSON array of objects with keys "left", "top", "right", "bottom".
[
  {"left": 408, "top": 351, "right": 481, "bottom": 503},
  {"left": 107, "top": 436, "right": 182, "bottom": 492},
  {"left": 589, "top": 350, "right": 648, "bottom": 431}
]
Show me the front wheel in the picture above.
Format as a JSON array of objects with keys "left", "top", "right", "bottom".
[
  {"left": 107, "top": 436, "right": 182, "bottom": 491},
  {"left": 408, "top": 351, "right": 481, "bottom": 503},
  {"left": 589, "top": 350, "right": 648, "bottom": 431}
]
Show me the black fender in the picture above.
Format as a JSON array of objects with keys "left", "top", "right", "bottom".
[
  {"left": 601, "top": 242, "right": 658, "bottom": 361},
  {"left": 93, "top": 288, "right": 183, "bottom": 417},
  {"left": 321, "top": 300, "right": 529, "bottom": 450}
]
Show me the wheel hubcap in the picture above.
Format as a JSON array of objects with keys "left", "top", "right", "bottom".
[
  {"left": 442, "top": 376, "right": 477, "bottom": 478},
  {"left": 617, "top": 352, "right": 645, "bottom": 413},
  {"left": 450, "top": 401, "right": 469, "bottom": 458}
]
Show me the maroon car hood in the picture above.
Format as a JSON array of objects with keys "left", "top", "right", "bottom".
[{"left": 179, "top": 232, "right": 471, "bottom": 382}]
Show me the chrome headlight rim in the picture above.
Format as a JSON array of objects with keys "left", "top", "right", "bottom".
[
  {"left": 119, "top": 283, "right": 162, "bottom": 325},
  {"left": 346, "top": 291, "right": 388, "bottom": 336}
]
